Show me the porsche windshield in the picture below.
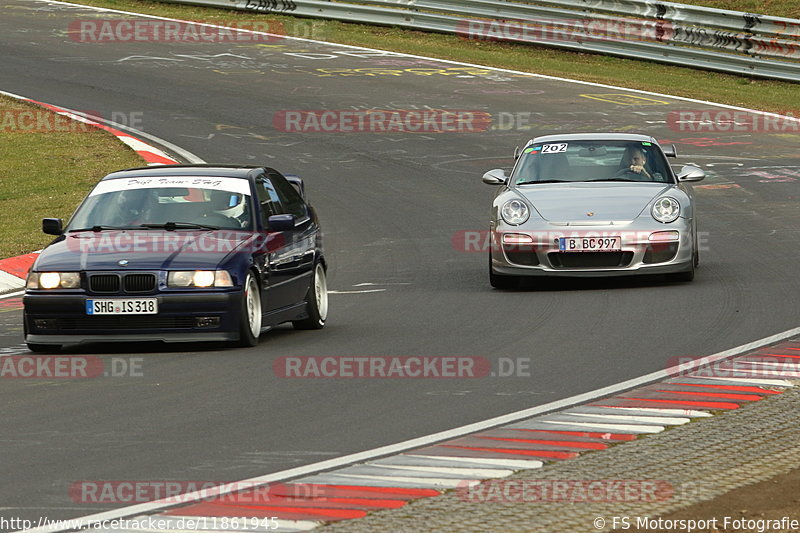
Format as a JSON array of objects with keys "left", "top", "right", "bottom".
[
  {"left": 67, "top": 177, "right": 253, "bottom": 231},
  {"left": 513, "top": 140, "right": 672, "bottom": 185}
]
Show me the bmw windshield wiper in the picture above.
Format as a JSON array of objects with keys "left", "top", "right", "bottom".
[
  {"left": 68, "top": 225, "right": 136, "bottom": 232},
  {"left": 138, "top": 222, "right": 219, "bottom": 231},
  {"left": 516, "top": 179, "right": 569, "bottom": 185},
  {"left": 584, "top": 178, "right": 637, "bottom": 182}
]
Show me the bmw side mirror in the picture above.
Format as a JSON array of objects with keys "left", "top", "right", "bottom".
[
  {"left": 267, "top": 214, "right": 296, "bottom": 231},
  {"left": 42, "top": 218, "right": 63, "bottom": 235},
  {"left": 482, "top": 169, "right": 508, "bottom": 186},
  {"left": 677, "top": 165, "right": 705, "bottom": 182}
]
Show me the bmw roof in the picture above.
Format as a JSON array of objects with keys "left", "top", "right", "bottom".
[{"left": 101, "top": 164, "right": 269, "bottom": 181}]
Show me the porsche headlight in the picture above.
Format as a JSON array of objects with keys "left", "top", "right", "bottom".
[
  {"left": 501, "top": 199, "right": 530, "bottom": 225},
  {"left": 168, "top": 270, "right": 233, "bottom": 288},
  {"left": 27, "top": 272, "right": 81, "bottom": 289},
  {"left": 651, "top": 197, "right": 680, "bottom": 223}
]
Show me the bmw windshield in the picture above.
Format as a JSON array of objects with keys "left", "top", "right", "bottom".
[{"left": 67, "top": 176, "right": 253, "bottom": 231}]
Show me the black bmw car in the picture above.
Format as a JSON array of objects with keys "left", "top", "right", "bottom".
[{"left": 23, "top": 165, "right": 328, "bottom": 352}]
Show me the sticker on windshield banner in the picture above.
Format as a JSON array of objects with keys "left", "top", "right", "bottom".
[
  {"left": 524, "top": 146, "right": 540, "bottom": 154},
  {"left": 642, "top": 142, "right": 652, "bottom": 146},
  {"left": 541, "top": 143, "right": 568, "bottom": 154},
  {"left": 88, "top": 176, "right": 251, "bottom": 197}
]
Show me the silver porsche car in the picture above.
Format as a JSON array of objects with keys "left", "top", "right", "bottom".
[{"left": 483, "top": 133, "right": 705, "bottom": 288}]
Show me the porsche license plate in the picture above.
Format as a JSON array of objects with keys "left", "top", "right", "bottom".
[
  {"left": 86, "top": 298, "right": 158, "bottom": 315},
  {"left": 559, "top": 237, "right": 621, "bottom": 252}
]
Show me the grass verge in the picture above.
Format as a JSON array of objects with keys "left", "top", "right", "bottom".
[
  {"left": 69, "top": 0, "right": 800, "bottom": 115},
  {"left": 0, "top": 95, "right": 144, "bottom": 258}
]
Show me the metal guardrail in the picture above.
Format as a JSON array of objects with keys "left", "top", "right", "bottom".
[{"left": 164, "top": 0, "right": 800, "bottom": 82}]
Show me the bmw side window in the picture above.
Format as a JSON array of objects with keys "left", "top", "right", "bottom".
[
  {"left": 256, "top": 178, "right": 283, "bottom": 227},
  {"left": 269, "top": 171, "right": 307, "bottom": 220}
]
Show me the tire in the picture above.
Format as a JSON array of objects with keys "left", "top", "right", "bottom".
[
  {"left": 667, "top": 256, "right": 695, "bottom": 282},
  {"left": 237, "top": 272, "right": 262, "bottom": 347},
  {"left": 667, "top": 233, "right": 697, "bottom": 282},
  {"left": 293, "top": 262, "right": 328, "bottom": 330},
  {"left": 489, "top": 254, "right": 520, "bottom": 289}
]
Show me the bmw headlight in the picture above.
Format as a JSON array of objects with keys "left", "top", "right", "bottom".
[
  {"left": 651, "top": 197, "right": 680, "bottom": 223},
  {"left": 26, "top": 272, "right": 81, "bottom": 289},
  {"left": 501, "top": 199, "right": 530, "bottom": 225},
  {"left": 168, "top": 270, "right": 234, "bottom": 288}
]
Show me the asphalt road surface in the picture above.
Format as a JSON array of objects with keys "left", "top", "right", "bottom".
[{"left": 1, "top": 0, "right": 799, "bottom": 525}]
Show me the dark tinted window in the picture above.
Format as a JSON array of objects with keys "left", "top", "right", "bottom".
[
  {"left": 255, "top": 177, "right": 282, "bottom": 227},
  {"left": 268, "top": 171, "right": 307, "bottom": 219}
]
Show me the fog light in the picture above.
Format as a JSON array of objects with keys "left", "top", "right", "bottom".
[
  {"left": 34, "top": 319, "right": 56, "bottom": 329},
  {"left": 502, "top": 233, "right": 534, "bottom": 245},
  {"left": 195, "top": 317, "right": 220, "bottom": 328},
  {"left": 649, "top": 231, "right": 680, "bottom": 242}
]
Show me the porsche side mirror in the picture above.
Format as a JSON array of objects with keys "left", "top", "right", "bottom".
[
  {"left": 677, "top": 165, "right": 705, "bottom": 182},
  {"left": 482, "top": 169, "right": 508, "bottom": 185}
]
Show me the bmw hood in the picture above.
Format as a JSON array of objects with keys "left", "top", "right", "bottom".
[
  {"left": 33, "top": 230, "right": 264, "bottom": 271},
  {"left": 515, "top": 183, "right": 671, "bottom": 222}
]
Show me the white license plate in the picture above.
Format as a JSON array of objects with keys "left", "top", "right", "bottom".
[
  {"left": 86, "top": 298, "right": 158, "bottom": 315},
  {"left": 559, "top": 237, "right": 621, "bottom": 252}
]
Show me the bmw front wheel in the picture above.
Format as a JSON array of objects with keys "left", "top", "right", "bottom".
[{"left": 293, "top": 262, "right": 328, "bottom": 330}]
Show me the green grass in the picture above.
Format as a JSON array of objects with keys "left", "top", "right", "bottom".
[
  {"left": 0, "top": 95, "right": 144, "bottom": 257},
  {"left": 678, "top": 0, "right": 800, "bottom": 18},
  {"left": 69, "top": 0, "right": 800, "bottom": 117}
]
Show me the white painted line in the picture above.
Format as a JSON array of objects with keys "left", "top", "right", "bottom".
[
  {"left": 0, "top": 290, "right": 24, "bottom": 299},
  {"left": 712, "top": 368, "right": 800, "bottom": 378},
  {"left": 738, "top": 360, "right": 800, "bottom": 369},
  {"left": 329, "top": 474, "right": 480, "bottom": 489},
  {"left": 539, "top": 421, "right": 665, "bottom": 434},
  {"left": 564, "top": 413, "right": 690, "bottom": 425},
  {"left": 20, "top": 325, "right": 799, "bottom": 532},
  {"left": 117, "top": 136, "right": 171, "bottom": 157},
  {"left": 364, "top": 463, "right": 514, "bottom": 478},
  {"left": 328, "top": 289, "right": 386, "bottom": 294},
  {"left": 404, "top": 454, "right": 543, "bottom": 470},
  {"left": 698, "top": 376, "right": 794, "bottom": 387},
  {"left": 598, "top": 407, "right": 712, "bottom": 417}
]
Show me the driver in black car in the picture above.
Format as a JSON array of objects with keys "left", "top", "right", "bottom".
[{"left": 616, "top": 144, "right": 653, "bottom": 180}]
